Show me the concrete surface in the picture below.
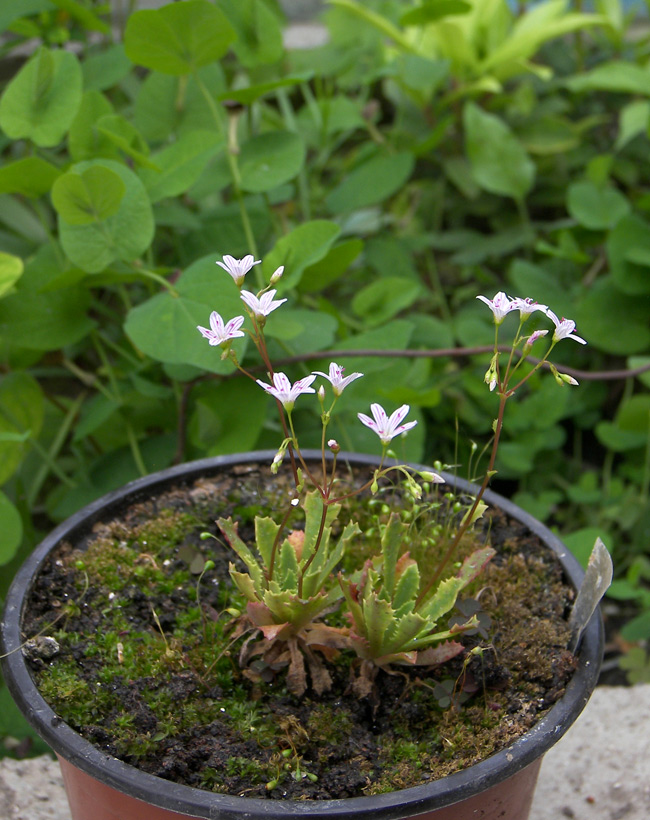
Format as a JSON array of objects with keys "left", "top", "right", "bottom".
[{"left": 0, "top": 685, "right": 647, "bottom": 820}]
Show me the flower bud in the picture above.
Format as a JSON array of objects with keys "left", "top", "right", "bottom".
[
  {"left": 328, "top": 439, "right": 340, "bottom": 453},
  {"left": 317, "top": 385, "right": 326, "bottom": 403},
  {"left": 270, "top": 265, "right": 284, "bottom": 284}
]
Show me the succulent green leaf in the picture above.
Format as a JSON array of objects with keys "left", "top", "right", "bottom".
[
  {"left": 382, "top": 611, "right": 428, "bottom": 655},
  {"left": 52, "top": 166, "right": 126, "bottom": 226},
  {"left": 0, "top": 47, "right": 82, "bottom": 147},
  {"left": 363, "top": 595, "right": 396, "bottom": 658},
  {"left": 419, "top": 576, "right": 464, "bottom": 624},
  {"left": 124, "top": 0, "right": 235, "bottom": 75},
  {"left": 381, "top": 514, "right": 409, "bottom": 598},
  {"left": 300, "top": 493, "right": 340, "bottom": 572},
  {"left": 254, "top": 517, "right": 280, "bottom": 571},
  {"left": 311, "top": 521, "right": 361, "bottom": 595},
  {"left": 261, "top": 590, "right": 330, "bottom": 632},
  {"left": 392, "top": 563, "right": 421, "bottom": 613},
  {"left": 277, "top": 540, "right": 301, "bottom": 590},
  {"left": 456, "top": 546, "right": 496, "bottom": 586},
  {"left": 218, "top": 517, "right": 265, "bottom": 593},
  {"left": 229, "top": 566, "right": 259, "bottom": 603}
]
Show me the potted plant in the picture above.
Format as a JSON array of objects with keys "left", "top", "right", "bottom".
[{"left": 1, "top": 256, "right": 607, "bottom": 820}]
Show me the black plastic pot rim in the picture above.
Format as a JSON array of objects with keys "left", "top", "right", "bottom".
[{"left": 1, "top": 450, "right": 604, "bottom": 820}]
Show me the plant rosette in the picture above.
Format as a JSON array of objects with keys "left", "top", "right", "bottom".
[
  {"left": 1, "top": 452, "right": 603, "bottom": 820},
  {"left": 1, "top": 256, "right": 608, "bottom": 820}
]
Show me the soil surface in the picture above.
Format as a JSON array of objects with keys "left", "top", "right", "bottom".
[{"left": 21, "top": 460, "right": 577, "bottom": 800}]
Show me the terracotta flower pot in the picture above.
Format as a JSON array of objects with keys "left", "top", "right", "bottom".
[{"left": 1, "top": 451, "right": 603, "bottom": 820}]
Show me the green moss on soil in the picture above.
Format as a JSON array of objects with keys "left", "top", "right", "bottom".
[{"left": 23, "top": 463, "right": 576, "bottom": 800}]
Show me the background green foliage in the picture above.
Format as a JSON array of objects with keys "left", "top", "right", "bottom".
[{"left": 1, "top": 0, "right": 650, "bottom": 747}]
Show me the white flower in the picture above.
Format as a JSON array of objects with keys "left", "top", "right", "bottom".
[
  {"left": 313, "top": 362, "right": 364, "bottom": 396},
  {"left": 357, "top": 403, "right": 417, "bottom": 446},
  {"left": 240, "top": 289, "right": 287, "bottom": 320},
  {"left": 510, "top": 297, "right": 548, "bottom": 318},
  {"left": 216, "top": 254, "right": 260, "bottom": 286},
  {"left": 546, "top": 310, "right": 587, "bottom": 345},
  {"left": 197, "top": 312, "right": 245, "bottom": 346},
  {"left": 256, "top": 372, "right": 316, "bottom": 411},
  {"left": 476, "top": 292, "right": 514, "bottom": 324}
]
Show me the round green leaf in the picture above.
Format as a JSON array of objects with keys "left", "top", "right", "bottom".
[
  {"left": 138, "top": 130, "right": 223, "bottom": 203},
  {"left": 262, "top": 220, "right": 341, "bottom": 288},
  {"left": 0, "top": 243, "right": 94, "bottom": 351},
  {"left": 567, "top": 181, "right": 630, "bottom": 231},
  {"left": 576, "top": 276, "right": 650, "bottom": 354},
  {"left": 464, "top": 102, "right": 535, "bottom": 201},
  {"left": 0, "top": 157, "right": 61, "bottom": 198},
  {"left": 219, "top": 0, "right": 283, "bottom": 68},
  {"left": 325, "top": 152, "right": 414, "bottom": 214},
  {"left": 607, "top": 214, "right": 650, "bottom": 295},
  {"left": 0, "top": 491, "right": 22, "bottom": 565},
  {"left": 239, "top": 131, "right": 306, "bottom": 193},
  {"left": 52, "top": 166, "right": 126, "bottom": 226},
  {"left": 68, "top": 90, "right": 115, "bottom": 162},
  {"left": 0, "top": 372, "right": 44, "bottom": 484},
  {"left": 134, "top": 66, "right": 227, "bottom": 143},
  {"left": 0, "top": 47, "right": 82, "bottom": 147},
  {"left": 58, "top": 160, "right": 154, "bottom": 273},
  {"left": 125, "top": 255, "right": 248, "bottom": 373},
  {"left": 352, "top": 277, "right": 422, "bottom": 327},
  {"left": 0, "top": 252, "right": 24, "bottom": 299},
  {"left": 124, "top": 0, "right": 235, "bottom": 75}
]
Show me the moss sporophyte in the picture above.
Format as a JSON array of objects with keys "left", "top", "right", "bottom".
[{"left": 24, "top": 254, "right": 611, "bottom": 798}]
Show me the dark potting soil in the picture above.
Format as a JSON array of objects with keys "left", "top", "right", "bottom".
[{"left": 21, "top": 461, "right": 576, "bottom": 800}]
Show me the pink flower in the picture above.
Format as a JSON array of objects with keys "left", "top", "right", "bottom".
[
  {"left": 546, "top": 310, "right": 587, "bottom": 345},
  {"left": 313, "top": 362, "right": 364, "bottom": 396},
  {"left": 510, "top": 297, "right": 548, "bottom": 317},
  {"left": 216, "top": 254, "right": 260, "bottom": 286},
  {"left": 526, "top": 329, "right": 549, "bottom": 346},
  {"left": 358, "top": 403, "right": 417, "bottom": 446},
  {"left": 476, "top": 292, "right": 514, "bottom": 324},
  {"left": 256, "top": 372, "right": 316, "bottom": 411},
  {"left": 197, "top": 312, "right": 245, "bottom": 346},
  {"left": 240, "top": 289, "right": 287, "bottom": 320}
]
